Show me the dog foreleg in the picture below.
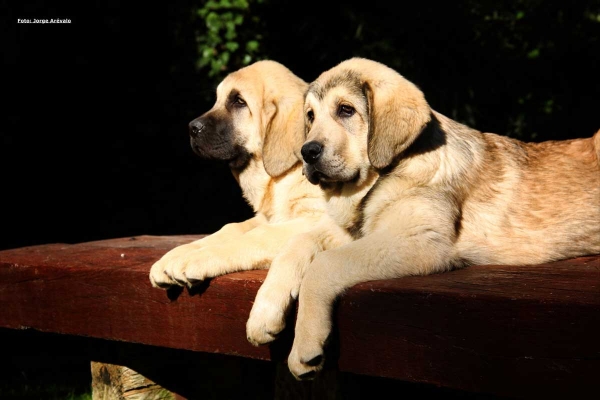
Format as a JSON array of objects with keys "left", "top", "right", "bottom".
[
  {"left": 161, "top": 216, "right": 321, "bottom": 287},
  {"left": 287, "top": 215, "right": 456, "bottom": 379},
  {"left": 149, "top": 215, "right": 267, "bottom": 288},
  {"left": 246, "top": 215, "right": 352, "bottom": 346}
]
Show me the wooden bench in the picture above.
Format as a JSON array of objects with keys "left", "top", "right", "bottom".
[{"left": 1, "top": 235, "right": 598, "bottom": 399}]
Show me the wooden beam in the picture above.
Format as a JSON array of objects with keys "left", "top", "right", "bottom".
[
  {"left": 91, "top": 362, "right": 176, "bottom": 400},
  {"left": 0, "top": 235, "right": 598, "bottom": 398}
]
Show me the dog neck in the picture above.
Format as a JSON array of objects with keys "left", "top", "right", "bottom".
[
  {"left": 232, "top": 157, "right": 322, "bottom": 222},
  {"left": 342, "top": 113, "right": 485, "bottom": 239},
  {"left": 321, "top": 168, "right": 379, "bottom": 238},
  {"left": 231, "top": 155, "right": 272, "bottom": 216}
]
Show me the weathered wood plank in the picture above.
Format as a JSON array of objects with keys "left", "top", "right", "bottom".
[
  {"left": 0, "top": 235, "right": 270, "bottom": 360},
  {"left": 91, "top": 362, "right": 176, "bottom": 400},
  {"left": 0, "top": 235, "right": 598, "bottom": 398}
]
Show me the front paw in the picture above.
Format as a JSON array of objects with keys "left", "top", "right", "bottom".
[
  {"left": 287, "top": 298, "right": 332, "bottom": 379},
  {"left": 286, "top": 277, "right": 333, "bottom": 378},
  {"left": 149, "top": 241, "right": 208, "bottom": 288},
  {"left": 287, "top": 327, "right": 329, "bottom": 380},
  {"left": 149, "top": 245, "right": 226, "bottom": 288},
  {"left": 170, "top": 246, "right": 235, "bottom": 287},
  {"left": 246, "top": 284, "right": 292, "bottom": 346}
]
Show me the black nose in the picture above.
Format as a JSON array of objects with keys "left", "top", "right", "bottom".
[
  {"left": 189, "top": 119, "right": 205, "bottom": 138},
  {"left": 301, "top": 141, "right": 323, "bottom": 164}
]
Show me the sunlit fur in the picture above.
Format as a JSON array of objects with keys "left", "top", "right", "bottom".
[
  {"left": 285, "top": 57, "right": 600, "bottom": 379},
  {"left": 149, "top": 61, "right": 325, "bottom": 288}
]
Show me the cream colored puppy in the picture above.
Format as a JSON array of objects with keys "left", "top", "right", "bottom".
[
  {"left": 149, "top": 61, "right": 324, "bottom": 288},
  {"left": 250, "top": 57, "right": 600, "bottom": 379}
]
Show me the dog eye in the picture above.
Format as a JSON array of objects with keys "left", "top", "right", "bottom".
[
  {"left": 338, "top": 104, "right": 355, "bottom": 117},
  {"left": 306, "top": 110, "right": 314, "bottom": 123},
  {"left": 233, "top": 96, "right": 246, "bottom": 107}
]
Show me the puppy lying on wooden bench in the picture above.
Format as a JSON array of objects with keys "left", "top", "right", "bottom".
[{"left": 246, "top": 57, "right": 600, "bottom": 379}]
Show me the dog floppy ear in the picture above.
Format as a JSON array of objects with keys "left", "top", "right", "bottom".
[
  {"left": 262, "top": 96, "right": 305, "bottom": 177},
  {"left": 363, "top": 77, "right": 431, "bottom": 170}
]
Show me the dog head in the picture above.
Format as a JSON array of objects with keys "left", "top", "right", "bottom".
[
  {"left": 189, "top": 60, "right": 307, "bottom": 177},
  {"left": 301, "top": 58, "right": 431, "bottom": 186}
]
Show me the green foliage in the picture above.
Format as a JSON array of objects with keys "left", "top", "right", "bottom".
[
  {"left": 190, "top": 0, "right": 599, "bottom": 142},
  {"left": 194, "top": 0, "right": 265, "bottom": 80},
  {"left": 0, "top": 383, "right": 91, "bottom": 400}
]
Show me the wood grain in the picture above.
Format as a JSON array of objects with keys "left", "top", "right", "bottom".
[
  {"left": 1, "top": 235, "right": 598, "bottom": 398},
  {"left": 91, "top": 361, "right": 175, "bottom": 400}
]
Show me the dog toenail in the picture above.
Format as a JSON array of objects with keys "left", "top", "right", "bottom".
[{"left": 303, "top": 354, "right": 323, "bottom": 367}]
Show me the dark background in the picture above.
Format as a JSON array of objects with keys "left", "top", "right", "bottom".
[
  {"left": 2, "top": 1, "right": 599, "bottom": 397},
  {"left": 3, "top": 0, "right": 599, "bottom": 252}
]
